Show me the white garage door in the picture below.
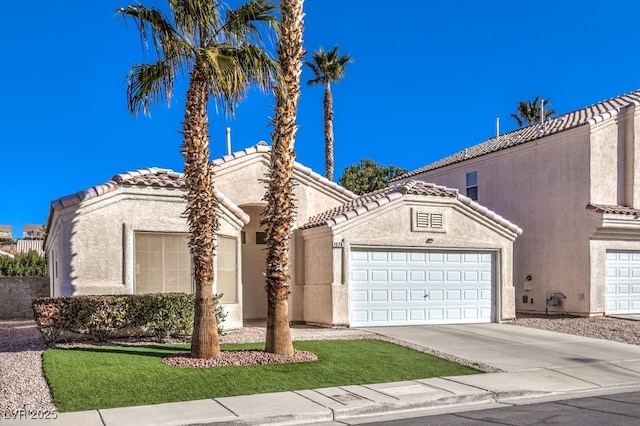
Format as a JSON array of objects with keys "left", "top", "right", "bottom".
[
  {"left": 350, "top": 249, "right": 494, "bottom": 327},
  {"left": 605, "top": 251, "right": 640, "bottom": 314}
]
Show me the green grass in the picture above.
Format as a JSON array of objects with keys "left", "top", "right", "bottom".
[{"left": 43, "top": 340, "right": 480, "bottom": 412}]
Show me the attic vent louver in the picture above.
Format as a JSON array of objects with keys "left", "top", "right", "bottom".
[
  {"left": 416, "top": 212, "right": 430, "bottom": 228},
  {"left": 431, "top": 213, "right": 444, "bottom": 228},
  {"left": 412, "top": 209, "right": 446, "bottom": 233}
]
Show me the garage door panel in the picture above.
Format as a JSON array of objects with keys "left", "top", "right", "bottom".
[
  {"left": 410, "top": 310, "right": 425, "bottom": 320},
  {"left": 390, "top": 270, "right": 407, "bottom": 282},
  {"left": 390, "top": 252, "right": 407, "bottom": 262},
  {"left": 370, "top": 290, "right": 387, "bottom": 302},
  {"left": 371, "top": 270, "right": 388, "bottom": 281},
  {"left": 370, "top": 252, "right": 388, "bottom": 262},
  {"left": 446, "top": 290, "right": 461, "bottom": 300},
  {"left": 445, "top": 309, "right": 461, "bottom": 319},
  {"left": 409, "top": 270, "right": 426, "bottom": 282},
  {"left": 446, "top": 271, "right": 462, "bottom": 282},
  {"left": 351, "top": 290, "right": 368, "bottom": 302},
  {"left": 390, "top": 310, "right": 406, "bottom": 321},
  {"left": 605, "top": 251, "right": 640, "bottom": 314},
  {"left": 351, "top": 269, "right": 368, "bottom": 282},
  {"left": 428, "top": 271, "right": 444, "bottom": 282},
  {"left": 464, "top": 289, "right": 479, "bottom": 301},
  {"left": 428, "top": 289, "right": 443, "bottom": 300},
  {"left": 370, "top": 310, "right": 388, "bottom": 322},
  {"left": 350, "top": 249, "right": 494, "bottom": 326},
  {"left": 390, "top": 290, "right": 407, "bottom": 301},
  {"left": 409, "top": 290, "right": 425, "bottom": 301}
]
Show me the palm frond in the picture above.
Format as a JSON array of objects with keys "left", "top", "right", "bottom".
[
  {"left": 169, "top": 0, "right": 219, "bottom": 42},
  {"left": 127, "top": 61, "right": 175, "bottom": 116},
  {"left": 305, "top": 45, "right": 352, "bottom": 85},
  {"left": 223, "top": 0, "right": 279, "bottom": 44}
]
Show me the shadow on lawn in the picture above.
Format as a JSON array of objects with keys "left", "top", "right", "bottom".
[{"left": 51, "top": 344, "right": 263, "bottom": 359}]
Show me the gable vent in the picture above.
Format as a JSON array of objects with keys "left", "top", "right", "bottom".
[
  {"left": 416, "top": 212, "right": 430, "bottom": 228},
  {"left": 431, "top": 213, "right": 444, "bottom": 228}
]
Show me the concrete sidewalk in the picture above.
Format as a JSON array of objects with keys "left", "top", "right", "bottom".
[{"left": 8, "top": 324, "right": 640, "bottom": 425}]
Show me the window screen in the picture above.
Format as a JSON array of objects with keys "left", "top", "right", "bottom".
[
  {"left": 135, "top": 233, "right": 192, "bottom": 294},
  {"left": 217, "top": 236, "right": 238, "bottom": 303}
]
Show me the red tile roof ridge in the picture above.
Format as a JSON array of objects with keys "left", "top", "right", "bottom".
[
  {"left": 211, "top": 143, "right": 358, "bottom": 199},
  {"left": 395, "top": 88, "right": 640, "bottom": 180}
]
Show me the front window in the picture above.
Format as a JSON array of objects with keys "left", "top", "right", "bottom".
[
  {"left": 217, "top": 236, "right": 238, "bottom": 303},
  {"left": 466, "top": 171, "right": 478, "bottom": 201},
  {"left": 135, "top": 233, "right": 192, "bottom": 294}
]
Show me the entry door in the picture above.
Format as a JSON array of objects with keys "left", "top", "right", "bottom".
[{"left": 350, "top": 249, "right": 494, "bottom": 327}]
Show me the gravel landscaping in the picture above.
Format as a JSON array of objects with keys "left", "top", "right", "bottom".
[{"left": 3, "top": 314, "right": 640, "bottom": 411}]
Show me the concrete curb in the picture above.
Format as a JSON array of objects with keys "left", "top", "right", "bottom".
[{"left": 20, "top": 377, "right": 640, "bottom": 426}]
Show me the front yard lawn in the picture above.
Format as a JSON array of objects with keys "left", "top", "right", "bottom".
[{"left": 43, "top": 339, "right": 480, "bottom": 412}]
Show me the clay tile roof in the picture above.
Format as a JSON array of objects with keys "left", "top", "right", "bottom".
[
  {"left": 211, "top": 143, "right": 358, "bottom": 200},
  {"left": 114, "top": 167, "right": 186, "bottom": 188},
  {"left": 587, "top": 204, "right": 640, "bottom": 216},
  {"left": 48, "top": 168, "right": 248, "bottom": 224},
  {"left": 302, "top": 181, "right": 457, "bottom": 229},
  {"left": 396, "top": 89, "right": 640, "bottom": 180},
  {"left": 302, "top": 180, "right": 522, "bottom": 235}
]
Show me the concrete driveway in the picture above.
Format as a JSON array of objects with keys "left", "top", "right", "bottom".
[{"left": 360, "top": 323, "right": 640, "bottom": 372}]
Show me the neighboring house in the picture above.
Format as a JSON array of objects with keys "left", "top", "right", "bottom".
[
  {"left": 22, "top": 225, "right": 45, "bottom": 240},
  {"left": 16, "top": 240, "right": 44, "bottom": 256},
  {"left": 395, "top": 89, "right": 640, "bottom": 317},
  {"left": 45, "top": 143, "right": 521, "bottom": 328},
  {"left": 0, "top": 225, "right": 11, "bottom": 241}
]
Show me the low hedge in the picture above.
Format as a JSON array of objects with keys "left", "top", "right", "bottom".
[{"left": 32, "top": 293, "right": 226, "bottom": 344}]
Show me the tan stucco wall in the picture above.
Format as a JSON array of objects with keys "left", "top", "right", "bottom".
[
  {"left": 45, "top": 186, "right": 245, "bottom": 329},
  {"left": 214, "top": 152, "right": 353, "bottom": 321},
  {"left": 301, "top": 196, "right": 518, "bottom": 327}
]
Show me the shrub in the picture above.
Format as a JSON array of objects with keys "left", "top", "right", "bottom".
[
  {"left": 0, "top": 250, "right": 47, "bottom": 277},
  {"left": 32, "top": 293, "right": 226, "bottom": 344}
]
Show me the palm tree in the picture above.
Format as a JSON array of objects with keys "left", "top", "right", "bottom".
[
  {"left": 261, "top": 0, "right": 304, "bottom": 355},
  {"left": 511, "top": 96, "right": 556, "bottom": 127},
  {"left": 118, "top": 0, "right": 278, "bottom": 359},
  {"left": 305, "top": 46, "right": 352, "bottom": 181}
]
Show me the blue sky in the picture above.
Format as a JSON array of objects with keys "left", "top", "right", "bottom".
[{"left": 2, "top": 0, "right": 640, "bottom": 237}]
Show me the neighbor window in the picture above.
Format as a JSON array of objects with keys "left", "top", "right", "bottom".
[
  {"left": 135, "top": 233, "right": 192, "bottom": 294},
  {"left": 466, "top": 171, "right": 478, "bottom": 201},
  {"left": 216, "top": 236, "right": 238, "bottom": 303},
  {"left": 256, "top": 231, "right": 267, "bottom": 245}
]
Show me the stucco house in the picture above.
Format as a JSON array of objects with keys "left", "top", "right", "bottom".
[
  {"left": 45, "top": 143, "right": 521, "bottom": 328},
  {"left": 395, "top": 89, "right": 640, "bottom": 317}
]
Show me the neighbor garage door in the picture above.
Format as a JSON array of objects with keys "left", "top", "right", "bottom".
[
  {"left": 350, "top": 249, "right": 494, "bottom": 327},
  {"left": 605, "top": 251, "right": 640, "bottom": 314}
]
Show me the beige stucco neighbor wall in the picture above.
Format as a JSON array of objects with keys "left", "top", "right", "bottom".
[
  {"left": 301, "top": 196, "right": 518, "bottom": 327},
  {"left": 44, "top": 185, "right": 245, "bottom": 330},
  {"left": 213, "top": 152, "right": 354, "bottom": 322}
]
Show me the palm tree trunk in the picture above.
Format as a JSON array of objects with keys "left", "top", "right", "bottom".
[
  {"left": 263, "top": 0, "right": 304, "bottom": 356},
  {"left": 324, "top": 82, "right": 334, "bottom": 181},
  {"left": 184, "top": 65, "right": 220, "bottom": 359}
]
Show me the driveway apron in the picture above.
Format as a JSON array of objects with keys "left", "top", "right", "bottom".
[{"left": 359, "top": 323, "right": 640, "bottom": 372}]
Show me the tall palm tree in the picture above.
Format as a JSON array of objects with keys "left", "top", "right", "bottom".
[
  {"left": 511, "top": 96, "right": 556, "bottom": 127},
  {"left": 118, "top": 0, "right": 278, "bottom": 359},
  {"left": 261, "top": 0, "right": 304, "bottom": 355},
  {"left": 305, "top": 46, "right": 352, "bottom": 181}
]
